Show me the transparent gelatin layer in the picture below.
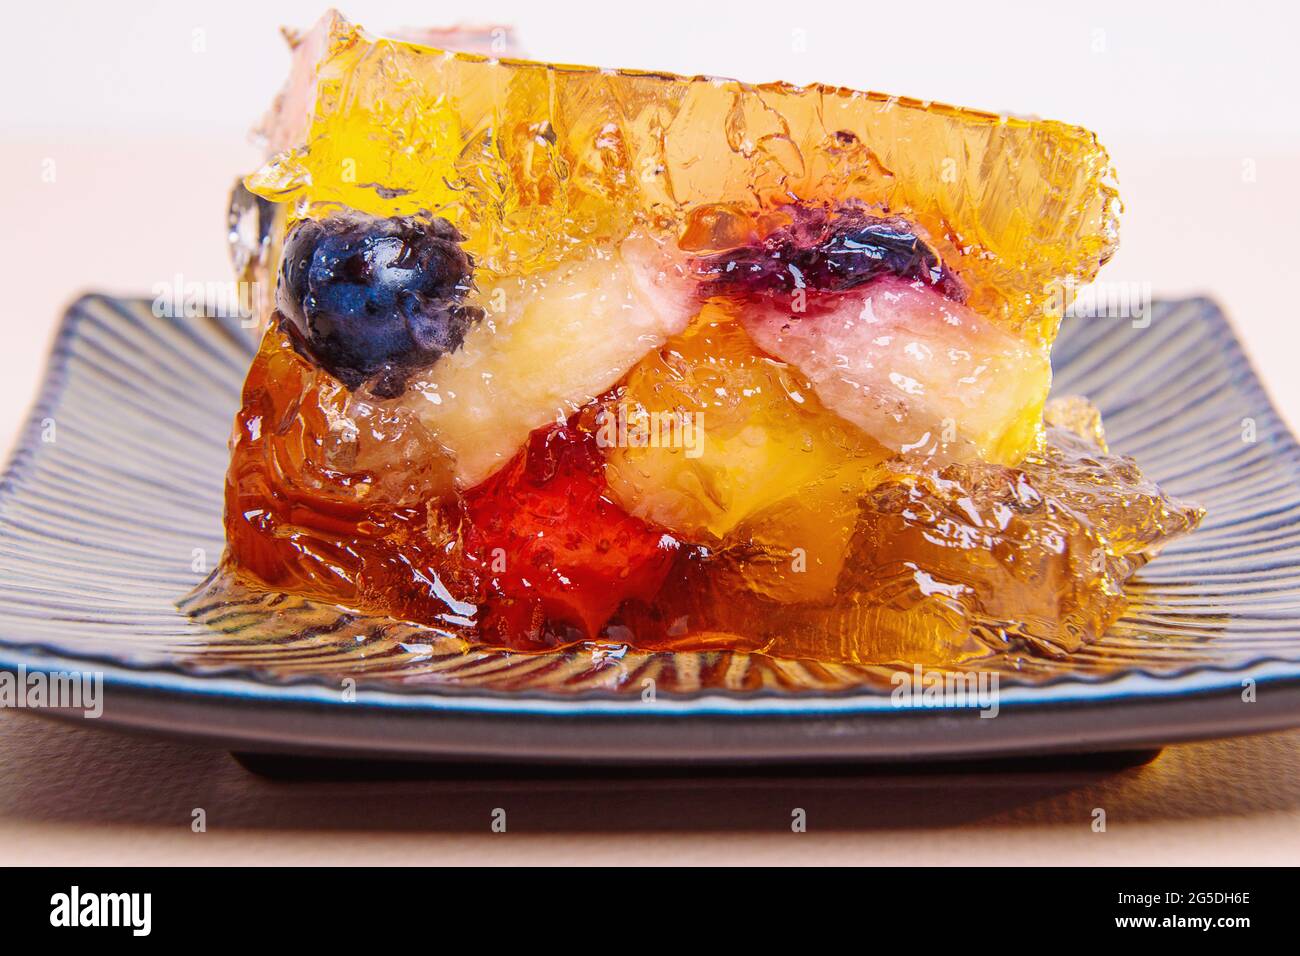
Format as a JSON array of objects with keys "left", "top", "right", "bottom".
[{"left": 221, "top": 11, "right": 1200, "bottom": 665}]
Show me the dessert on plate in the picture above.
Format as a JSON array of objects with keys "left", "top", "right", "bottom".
[{"left": 220, "top": 10, "right": 1202, "bottom": 666}]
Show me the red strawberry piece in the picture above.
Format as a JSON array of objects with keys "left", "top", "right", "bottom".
[{"left": 462, "top": 420, "right": 679, "bottom": 646}]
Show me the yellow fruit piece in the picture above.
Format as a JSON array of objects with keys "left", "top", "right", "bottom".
[
  {"left": 721, "top": 461, "right": 879, "bottom": 603},
  {"left": 402, "top": 234, "right": 696, "bottom": 487},
  {"left": 605, "top": 305, "right": 887, "bottom": 600}
]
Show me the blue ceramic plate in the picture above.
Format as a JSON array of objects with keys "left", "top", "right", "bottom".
[{"left": 1, "top": 294, "right": 1299, "bottom": 763}]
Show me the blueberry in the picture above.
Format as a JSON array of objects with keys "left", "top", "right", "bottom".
[
  {"left": 275, "top": 210, "right": 484, "bottom": 397},
  {"left": 696, "top": 204, "right": 965, "bottom": 301}
]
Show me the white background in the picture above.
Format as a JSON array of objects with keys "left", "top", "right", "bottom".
[{"left": 6, "top": 0, "right": 1300, "bottom": 147}]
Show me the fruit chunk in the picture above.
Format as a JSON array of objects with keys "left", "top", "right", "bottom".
[
  {"left": 695, "top": 204, "right": 965, "bottom": 301},
  {"left": 404, "top": 234, "right": 698, "bottom": 487},
  {"left": 605, "top": 306, "right": 887, "bottom": 600},
  {"left": 462, "top": 420, "right": 679, "bottom": 643},
  {"left": 738, "top": 276, "right": 1049, "bottom": 464},
  {"left": 276, "top": 211, "right": 482, "bottom": 396}
]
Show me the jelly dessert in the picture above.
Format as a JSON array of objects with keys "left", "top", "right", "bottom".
[{"left": 221, "top": 11, "right": 1202, "bottom": 665}]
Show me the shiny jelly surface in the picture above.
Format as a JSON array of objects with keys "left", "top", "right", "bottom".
[{"left": 221, "top": 13, "right": 1199, "bottom": 665}]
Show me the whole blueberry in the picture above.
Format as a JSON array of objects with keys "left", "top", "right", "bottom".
[{"left": 275, "top": 210, "right": 483, "bottom": 397}]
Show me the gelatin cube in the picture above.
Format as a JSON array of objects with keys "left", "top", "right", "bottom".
[{"left": 220, "top": 14, "right": 1205, "bottom": 667}]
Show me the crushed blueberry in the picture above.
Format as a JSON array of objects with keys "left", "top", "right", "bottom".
[
  {"left": 275, "top": 210, "right": 484, "bottom": 397},
  {"left": 695, "top": 204, "right": 965, "bottom": 301}
]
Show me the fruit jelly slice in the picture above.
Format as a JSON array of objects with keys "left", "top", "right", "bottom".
[
  {"left": 223, "top": 13, "right": 1163, "bottom": 660},
  {"left": 247, "top": 10, "right": 1120, "bottom": 341},
  {"left": 462, "top": 417, "right": 681, "bottom": 646}
]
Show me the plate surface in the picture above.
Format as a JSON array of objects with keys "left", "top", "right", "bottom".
[{"left": 1, "top": 294, "right": 1299, "bottom": 763}]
